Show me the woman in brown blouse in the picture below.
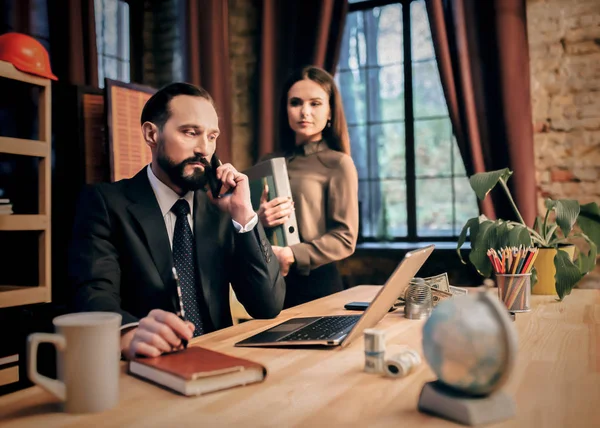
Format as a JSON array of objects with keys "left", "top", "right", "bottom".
[{"left": 258, "top": 66, "right": 359, "bottom": 308}]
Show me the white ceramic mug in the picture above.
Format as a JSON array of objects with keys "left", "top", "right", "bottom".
[{"left": 27, "top": 312, "right": 122, "bottom": 413}]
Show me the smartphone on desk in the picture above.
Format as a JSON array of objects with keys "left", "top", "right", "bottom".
[{"left": 344, "top": 301, "right": 395, "bottom": 312}]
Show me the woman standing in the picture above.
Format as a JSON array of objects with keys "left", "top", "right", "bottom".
[{"left": 258, "top": 66, "right": 359, "bottom": 308}]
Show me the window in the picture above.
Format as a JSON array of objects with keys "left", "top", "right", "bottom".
[
  {"left": 336, "top": 0, "right": 478, "bottom": 241},
  {"left": 94, "top": 0, "right": 131, "bottom": 87},
  {"left": 29, "top": 0, "right": 51, "bottom": 53}
]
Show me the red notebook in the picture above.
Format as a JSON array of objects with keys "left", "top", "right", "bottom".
[{"left": 129, "top": 346, "right": 266, "bottom": 396}]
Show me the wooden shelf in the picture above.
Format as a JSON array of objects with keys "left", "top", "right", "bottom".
[
  {"left": 0, "top": 60, "right": 50, "bottom": 87},
  {"left": 0, "top": 58, "right": 52, "bottom": 308},
  {"left": 0, "top": 215, "right": 48, "bottom": 231},
  {"left": 0, "top": 286, "right": 50, "bottom": 309},
  {"left": 0, "top": 137, "right": 49, "bottom": 157}
]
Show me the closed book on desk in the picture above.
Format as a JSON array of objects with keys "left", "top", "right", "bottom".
[
  {"left": 129, "top": 346, "right": 266, "bottom": 396},
  {"left": 244, "top": 157, "right": 300, "bottom": 246}
]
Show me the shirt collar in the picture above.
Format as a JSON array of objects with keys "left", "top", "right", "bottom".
[
  {"left": 146, "top": 165, "right": 194, "bottom": 218},
  {"left": 288, "top": 140, "right": 328, "bottom": 160},
  {"left": 301, "top": 139, "right": 327, "bottom": 156}
]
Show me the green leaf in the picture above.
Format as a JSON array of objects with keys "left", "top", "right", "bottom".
[
  {"left": 545, "top": 224, "right": 558, "bottom": 243},
  {"left": 469, "top": 221, "right": 496, "bottom": 277},
  {"left": 469, "top": 168, "right": 513, "bottom": 201},
  {"left": 506, "top": 224, "right": 533, "bottom": 248},
  {"left": 530, "top": 266, "right": 537, "bottom": 290},
  {"left": 456, "top": 217, "right": 480, "bottom": 264},
  {"left": 554, "top": 251, "right": 584, "bottom": 301},
  {"left": 578, "top": 202, "right": 600, "bottom": 249},
  {"left": 533, "top": 216, "right": 544, "bottom": 236},
  {"left": 546, "top": 199, "right": 580, "bottom": 238},
  {"left": 571, "top": 233, "right": 598, "bottom": 274}
]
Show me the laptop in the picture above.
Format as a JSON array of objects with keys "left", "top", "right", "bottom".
[{"left": 235, "top": 244, "right": 435, "bottom": 348}]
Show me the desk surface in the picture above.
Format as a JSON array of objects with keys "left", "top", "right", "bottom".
[{"left": 1, "top": 286, "right": 599, "bottom": 427}]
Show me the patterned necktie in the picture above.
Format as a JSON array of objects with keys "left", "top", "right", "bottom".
[{"left": 171, "top": 199, "right": 203, "bottom": 336}]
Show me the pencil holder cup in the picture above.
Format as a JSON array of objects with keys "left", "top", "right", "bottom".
[{"left": 496, "top": 274, "right": 531, "bottom": 313}]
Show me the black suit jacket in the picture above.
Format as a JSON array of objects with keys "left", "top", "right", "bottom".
[{"left": 68, "top": 168, "right": 285, "bottom": 330}]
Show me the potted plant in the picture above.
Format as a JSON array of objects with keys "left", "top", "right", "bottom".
[{"left": 456, "top": 168, "right": 600, "bottom": 300}]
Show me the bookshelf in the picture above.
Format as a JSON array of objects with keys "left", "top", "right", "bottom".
[{"left": 0, "top": 60, "right": 51, "bottom": 309}]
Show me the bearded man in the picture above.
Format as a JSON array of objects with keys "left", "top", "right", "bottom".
[{"left": 68, "top": 83, "right": 285, "bottom": 360}]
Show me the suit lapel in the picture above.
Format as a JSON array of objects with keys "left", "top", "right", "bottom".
[{"left": 125, "top": 170, "right": 174, "bottom": 293}]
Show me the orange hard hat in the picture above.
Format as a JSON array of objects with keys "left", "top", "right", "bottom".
[{"left": 0, "top": 32, "right": 57, "bottom": 80}]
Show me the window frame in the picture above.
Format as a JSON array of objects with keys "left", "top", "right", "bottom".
[{"left": 343, "top": 0, "right": 463, "bottom": 243}]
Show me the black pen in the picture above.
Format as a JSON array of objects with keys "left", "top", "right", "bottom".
[{"left": 171, "top": 267, "right": 188, "bottom": 349}]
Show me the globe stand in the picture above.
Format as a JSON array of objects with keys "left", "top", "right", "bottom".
[{"left": 418, "top": 381, "right": 516, "bottom": 426}]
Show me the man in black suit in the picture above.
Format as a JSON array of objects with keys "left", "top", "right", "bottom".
[{"left": 69, "top": 83, "right": 285, "bottom": 359}]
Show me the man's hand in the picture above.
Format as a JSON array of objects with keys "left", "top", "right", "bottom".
[
  {"left": 272, "top": 246, "right": 295, "bottom": 276},
  {"left": 207, "top": 162, "right": 255, "bottom": 225},
  {"left": 121, "top": 309, "right": 195, "bottom": 360},
  {"left": 257, "top": 184, "right": 294, "bottom": 228}
]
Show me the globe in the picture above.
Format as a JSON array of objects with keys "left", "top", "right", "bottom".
[{"left": 421, "top": 291, "right": 518, "bottom": 396}]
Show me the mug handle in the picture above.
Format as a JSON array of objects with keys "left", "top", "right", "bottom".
[{"left": 27, "top": 333, "right": 66, "bottom": 400}]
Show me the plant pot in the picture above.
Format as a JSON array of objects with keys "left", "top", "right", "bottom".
[{"left": 532, "top": 246, "right": 576, "bottom": 295}]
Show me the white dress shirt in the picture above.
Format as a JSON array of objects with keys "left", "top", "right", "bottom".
[{"left": 146, "top": 165, "right": 258, "bottom": 245}]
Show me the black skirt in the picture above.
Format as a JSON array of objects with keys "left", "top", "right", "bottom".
[{"left": 283, "top": 262, "right": 344, "bottom": 309}]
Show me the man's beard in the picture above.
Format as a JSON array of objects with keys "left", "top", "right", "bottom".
[{"left": 156, "top": 140, "right": 208, "bottom": 192}]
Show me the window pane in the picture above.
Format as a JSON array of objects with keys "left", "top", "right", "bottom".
[
  {"left": 118, "top": 59, "right": 130, "bottom": 83},
  {"left": 370, "top": 123, "right": 405, "bottom": 180},
  {"left": 118, "top": 1, "right": 130, "bottom": 61},
  {"left": 410, "top": 0, "right": 435, "bottom": 62},
  {"left": 103, "top": 56, "right": 119, "bottom": 81},
  {"left": 379, "top": 180, "right": 407, "bottom": 238},
  {"left": 370, "top": 4, "right": 403, "bottom": 67},
  {"left": 417, "top": 178, "right": 453, "bottom": 237},
  {"left": 339, "top": 11, "right": 366, "bottom": 71},
  {"left": 95, "top": 0, "right": 119, "bottom": 56},
  {"left": 358, "top": 180, "right": 373, "bottom": 238},
  {"left": 454, "top": 176, "right": 479, "bottom": 234},
  {"left": 368, "top": 65, "right": 404, "bottom": 122},
  {"left": 349, "top": 125, "right": 368, "bottom": 180},
  {"left": 97, "top": 54, "right": 105, "bottom": 87},
  {"left": 415, "top": 118, "right": 452, "bottom": 178},
  {"left": 30, "top": 0, "right": 49, "bottom": 39},
  {"left": 453, "top": 138, "right": 467, "bottom": 176},
  {"left": 337, "top": 69, "right": 367, "bottom": 125},
  {"left": 413, "top": 60, "right": 448, "bottom": 119}
]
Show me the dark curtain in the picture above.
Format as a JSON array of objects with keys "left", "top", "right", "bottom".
[
  {"left": 48, "top": 0, "right": 98, "bottom": 86},
  {"left": 186, "top": 0, "right": 233, "bottom": 162},
  {"left": 256, "top": 0, "right": 348, "bottom": 157},
  {"left": 426, "top": 0, "right": 537, "bottom": 226}
]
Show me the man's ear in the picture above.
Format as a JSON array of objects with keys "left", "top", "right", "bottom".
[{"left": 141, "top": 122, "right": 159, "bottom": 148}]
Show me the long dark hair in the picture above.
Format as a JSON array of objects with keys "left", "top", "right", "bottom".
[{"left": 278, "top": 66, "right": 351, "bottom": 155}]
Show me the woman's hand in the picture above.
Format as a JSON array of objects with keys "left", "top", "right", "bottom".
[
  {"left": 257, "top": 184, "right": 294, "bottom": 228},
  {"left": 271, "top": 246, "right": 295, "bottom": 276}
]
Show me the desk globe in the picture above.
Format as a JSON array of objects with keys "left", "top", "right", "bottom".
[{"left": 418, "top": 290, "right": 518, "bottom": 426}]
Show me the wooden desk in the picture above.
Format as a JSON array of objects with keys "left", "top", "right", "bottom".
[{"left": 0, "top": 287, "right": 598, "bottom": 427}]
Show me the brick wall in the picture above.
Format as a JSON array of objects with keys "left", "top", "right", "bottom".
[
  {"left": 527, "top": 0, "right": 600, "bottom": 285},
  {"left": 228, "top": 0, "right": 260, "bottom": 171}
]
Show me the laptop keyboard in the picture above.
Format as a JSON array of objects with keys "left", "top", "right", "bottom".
[{"left": 281, "top": 315, "right": 362, "bottom": 342}]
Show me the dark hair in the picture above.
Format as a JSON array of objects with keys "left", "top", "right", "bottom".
[
  {"left": 278, "top": 66, "right": 350, "bottom": 155},
  {"left": 140, "top": 82, "right": 214, "bottom": 129}
]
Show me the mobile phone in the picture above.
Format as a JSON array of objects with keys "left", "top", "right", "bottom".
[
  {"left": 344, "top": 301, "right": 395, "bottom": 312},
  {"left": 344, "top": 301, "right": 370, "bottom": 311},
  {"left": 202, "top": 154, "right": 232, "bottom": 199}
]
